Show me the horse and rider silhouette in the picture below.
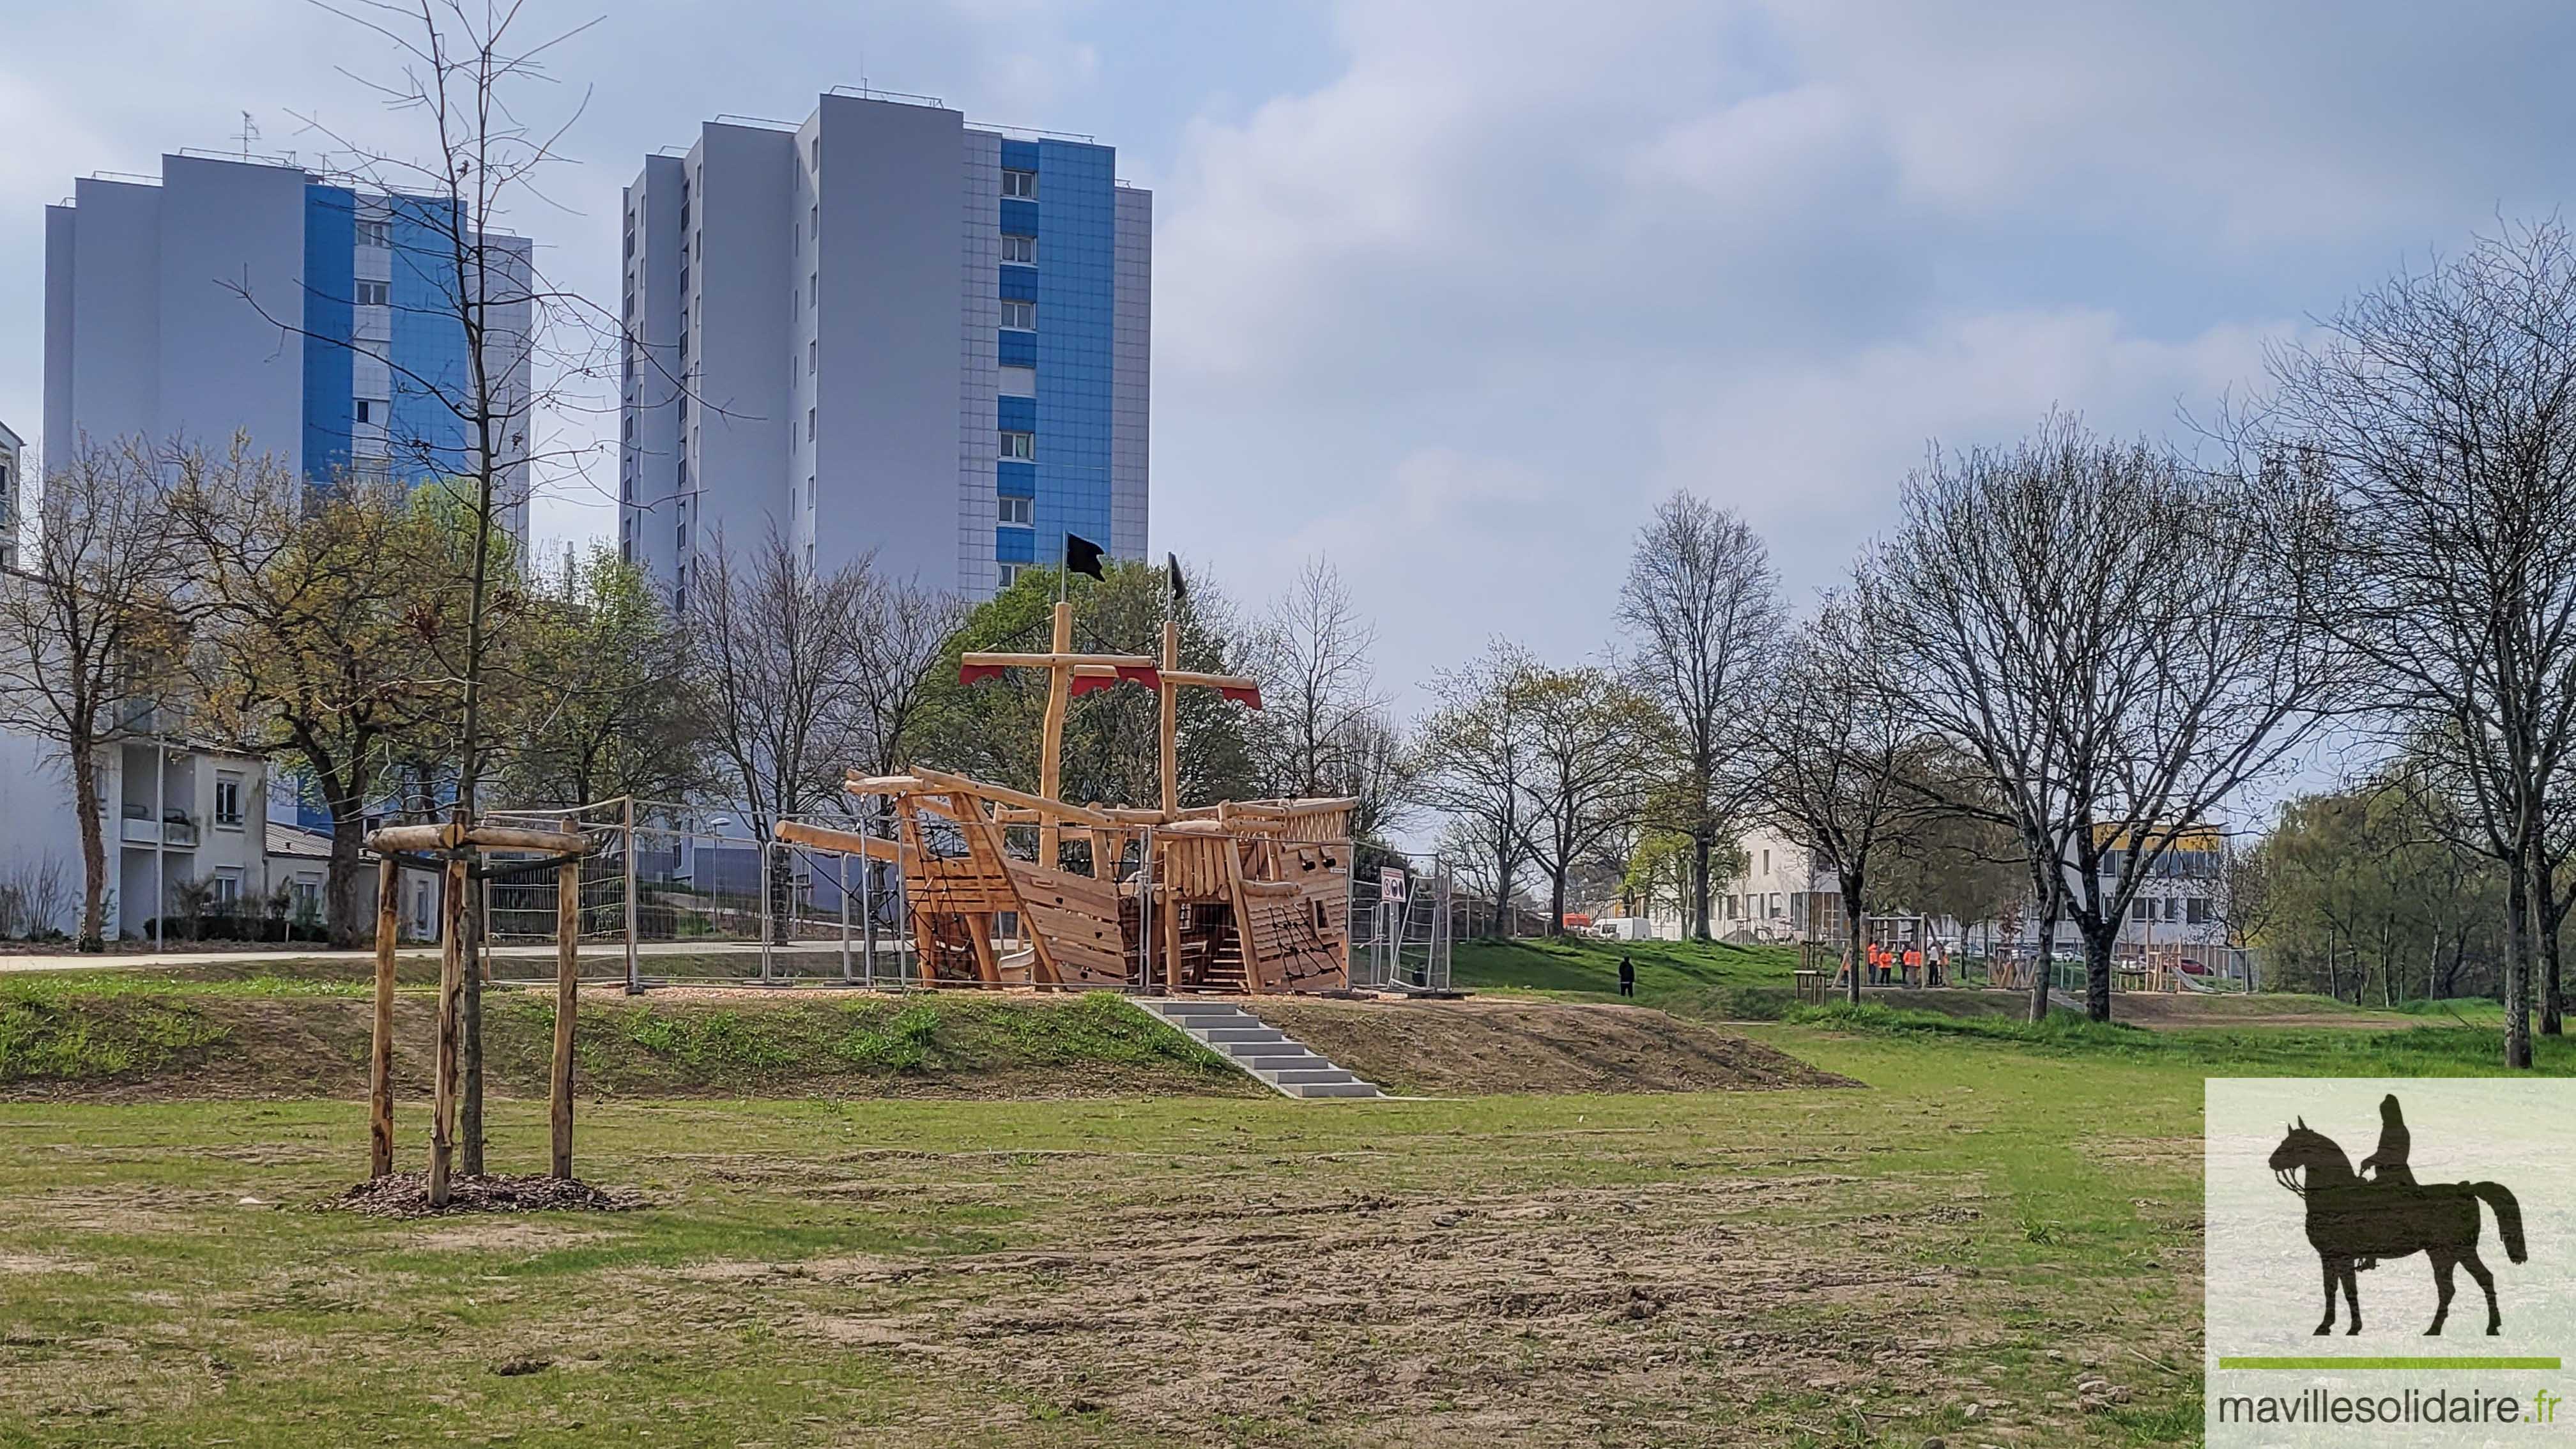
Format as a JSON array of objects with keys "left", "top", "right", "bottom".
[{"left": 2267, "top": 1094, "right": 2527, "bottom": 1337}]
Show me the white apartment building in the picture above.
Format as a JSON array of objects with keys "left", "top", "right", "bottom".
[
  {"left": 619, "top": 91, "right": 1149, "bottom": 603},
  {"left": 44, "top": 151, "right": 534, "bottom": 542}
]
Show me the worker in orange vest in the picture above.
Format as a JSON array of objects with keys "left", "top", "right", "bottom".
[{"left": 1903, "top": 944, "right": 1922, "bottom": 985}]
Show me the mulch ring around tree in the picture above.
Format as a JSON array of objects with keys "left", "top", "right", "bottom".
[{"left": 314, "top": 1171, "right": 645, "bottom": 1218}]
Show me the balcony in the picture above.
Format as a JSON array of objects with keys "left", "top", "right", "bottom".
[{"left": 119, "top": 809, "right": 197, "bottom": 848}]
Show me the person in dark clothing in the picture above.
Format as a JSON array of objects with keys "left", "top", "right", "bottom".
[
  {"left": 2355, "top": 1094, "right": 2414, "bottom": 1271},
  {"left": 1616, "top": 955, "right": 1635, "bottom": 997}
]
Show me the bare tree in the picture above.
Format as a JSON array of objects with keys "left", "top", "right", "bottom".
[
  {"left": 1516, "top": 663, "right": 1664, "bottom": 936},
  {"left": 684, "top": 533, "right": 871, "bottom": 916},
  {"left": 1618, "top": 493, "right": 1783, "bottom": 939},
  {"left": 1861, "top": 413, "right": 2333, "bottom": 1023},
  {"left": 0, "top": 437, "right": 194, "bottom": 948},
  {"left": 1247, "top": 559, "right": 1393, "bottom": 791},
  {"left": 1419, "top": 641, "right": 1538, "bottom": 937},
  {"left": 2254, "top": 220, "right": 2576, "bottom": 1066},
  {"left": 1748, "top": 601, "right": 1926, "bottom": 1004}
]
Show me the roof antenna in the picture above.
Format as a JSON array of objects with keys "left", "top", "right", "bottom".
[{"left": 234, "top": 111, "right": 259, "bottom": 160}]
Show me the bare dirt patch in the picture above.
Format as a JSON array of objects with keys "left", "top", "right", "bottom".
[
  {"left": 314, "top": 1171, "right": 644, "bottom": 1218},
  {"left": 734, "top": 1170, "right": 2129, "bottom": 1446},
  {"left": 1254, "top": 997, "right": 1856, "bottom": 1096}
]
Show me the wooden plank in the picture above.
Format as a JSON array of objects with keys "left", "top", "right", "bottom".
[
  {"left": 369, "top": 855, "right": 399, "bottom": 1179},
  {"left": 464, "top": 824, "right": 597, "bottom": 854},
  {"left": 912, "top": 765, "right": 1115, "bottom": 828},
  {"left": 846, "top": 772, "right": 927, "bottom": 795},
  {"left": 550, "top": 823, "right": 580, "bottom": 1180},
  {"left": 1222, "top": 837, "right": 1267, "bottom": 995},
  {"left": 961, "top": 650, "right": 1158, "bottom": 668},
  {"left": 775, "top": 818, "right": 914, "bottom": 866},
  {"left": 367, "top": 823, "right": 458, "bottom": 854}
]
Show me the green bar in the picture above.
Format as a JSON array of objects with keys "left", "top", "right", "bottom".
[{"left": 2218, "top": 1356, "right": 2561, "bottom": 1371}]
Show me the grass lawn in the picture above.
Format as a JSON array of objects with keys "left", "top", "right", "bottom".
[
  {"left": 1452, "top": 934, "right": 1802, "bottom": 1017},
  {"left": 3, "top": 939, "right": 2563, "bottom": 1445}
]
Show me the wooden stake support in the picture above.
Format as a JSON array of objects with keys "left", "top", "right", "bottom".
[
  {"left": 360, "top": 816, "right": 600, "bottom": 1199},
  {"left": 369, "top": 854, "right": 399, "bottom": 1178},
  {"left": 549, "top": 820, "right": 580, "bottom": 1179}
]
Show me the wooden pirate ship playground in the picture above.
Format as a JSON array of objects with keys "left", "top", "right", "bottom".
[{"left": 778, "top": 592, "right": 1355, "bottom": 995}]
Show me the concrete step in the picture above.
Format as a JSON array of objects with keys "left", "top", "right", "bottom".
[
  {"left": 1133, "top": 999, "right": 1384, "bottom": 1101},
  {"left": 1234, "top": 1054, "right": 1328, "bottom": 1072},
  {"left": 1258, "top": 1068, "right": 1356, "bottom": 1086},
  {"left": 1284, "top": 1080, "right": 1381, "bottom": 1098}
]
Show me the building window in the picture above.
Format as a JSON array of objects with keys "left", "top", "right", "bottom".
[
  {"left": 806, "top": 475, "right": 815, "bottom": 510},
  {"left": 355, "top": 280, "right": 389, "bottom": 307},
  {"left": 2187, "top": 896, "right": 2211, "bottom": 925},
  {"left": 213, "top": 773, "right": 243, "bottom": 828},
  {"left": 211, "top": 870, "right": 241, "bottom": 907},
  {"left": 999, "top": 364, "right": 1036, "bottom": 397},
  {"left": 998, "top": 562, "right": 1024, "bottom": 587},
  {"left": 811, "top": 138, "right": 820, "bottom": 171},
  {"left": 355, "top": 399, "right": 379, "bottom": 425},
  {"left": 999, "top": 496, "right": 1032, "bottom": 527},
  {"left": 1001, "top": 298, "right": 1035, "bottom": 331},
  {"left": 1002, "top": 234, "right": 1036, "bottom": 264},
  {"left": 809, "top": 339, "right": 816, "bottom": 372},
  {"left": 356, "top": 218, "right": 391, "bottom": 248},
  {"left": 1001, "top": 169, "right": 1037, "bottom": 199},
  {"left": 809, "top": 273, "right": 818, "bottom": 307},
  {"left": 999, "top": 430, "right": 1034, "bottom": 461},
  {"left": 808, "top": 408, "right": 817, "bottom": 442}
]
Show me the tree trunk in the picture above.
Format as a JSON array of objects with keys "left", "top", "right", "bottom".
[
  {"left": 1841, "top": 866, "right": 1866, "bottom": 1006},
  {"left": 326, "top": 802, "right": 371, "bottom": 951},
  {"left": 70, "top": 743, "right": 106, "bottom": 951},
  {"left": 2542, "top": 884, "right": 2566, "bottom": 1036},
  {"left": 2028, "top": 900, "right": 2057, "bottom": 1023},
  {"left": 2506, "top": 852, "right": 2533, "bottom": 1069},
  {"left": 1690, "top": 830, "right": 1712, "bottom": 941},
  {"left": 1492, "top": 843, "right": 1514, "bottom": 939},
  {"left": 1547, "top": 862, "right": 1568, "bottom": 937},
  {"left": 2083, "top": 924, "right": 2115, "bottom": 1023}
]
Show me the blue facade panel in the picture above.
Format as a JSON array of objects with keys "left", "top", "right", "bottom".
[
  {"left": 301, "top": 186, "right": 356, "bottom": 489},
  {"left": 999, "top": 198, "right": 1039, "bottom": 236},
  {"left": 996, "top": 460, "right": 1036, "bottom": 496},
  {"left": 997, "top": 329, "right": 1037, "bottom": 368},
  {"left": 994, "top": 527, "right": 1036, "bottom": 564},
  {"left": 385, "top": 196, "right": 472, "bottom": 486},
  {"left": 997, "top": 266, "right": 1038, "bottom": 302},
  {"left": 999, "top": 140, "right": 1043, "bottom": 172},
  {"left": 1033, "top": 139, "right": 1116, "bottom": 559},
  {"left": 996, "top": 395, "right": 1036, "bottom": 433}
]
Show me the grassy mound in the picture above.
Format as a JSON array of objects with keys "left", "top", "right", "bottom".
[
  {"left": 0, "top": 985, "right": 1251, "bottom": 1101},
  {"left": 1450, "top": 935, "right": 1800, "bottom": 1018},
  {"left": 1781, "top": 999, "right": 2576, "bottom": 1075}
]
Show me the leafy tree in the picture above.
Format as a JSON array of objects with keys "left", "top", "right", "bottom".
[
  {"left": 914, "top": 562, "right": 1257, "bottom": 812},
  {"left": 494, "top": 545, "right": 703, "bottom": 808}
]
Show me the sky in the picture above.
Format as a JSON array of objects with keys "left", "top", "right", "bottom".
[{"left": 3, "top": 0, "right": 2572, "bottom": 719}]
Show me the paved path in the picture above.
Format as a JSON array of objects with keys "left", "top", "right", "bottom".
[{"left": 0, "top": 939, "right": 799, "bottom": 974}]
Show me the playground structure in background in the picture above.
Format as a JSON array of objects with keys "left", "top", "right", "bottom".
[{"left": 776, "top": 593, "right": 1356, "bottom": 994}]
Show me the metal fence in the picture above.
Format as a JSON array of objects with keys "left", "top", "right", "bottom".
[
  {"left": 1347, "top": 857, "right": 1453, "bottom": 992},
  {"left": 469, "top": 801, "right": 921, "bottom": 990}
]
